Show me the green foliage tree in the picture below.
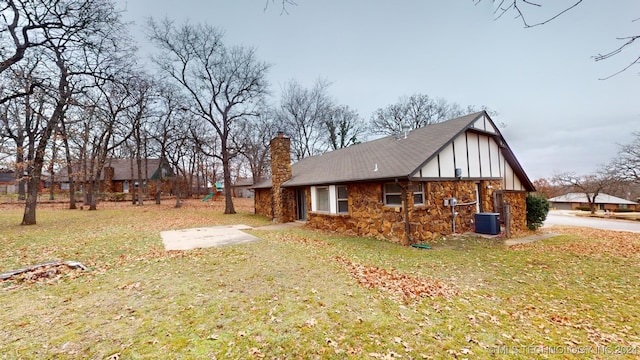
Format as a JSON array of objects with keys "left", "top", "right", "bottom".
[{"left": 526, "top": 193, "right": 550, "bottom": 230}]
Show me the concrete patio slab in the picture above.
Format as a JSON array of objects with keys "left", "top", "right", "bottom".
[{"left": 161, "top": 224, "right": 259, "bottom": 250}]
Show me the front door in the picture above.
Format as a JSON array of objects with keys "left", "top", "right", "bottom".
[{"left": 296, "top": 188, "right": 307, "bottom": 221}]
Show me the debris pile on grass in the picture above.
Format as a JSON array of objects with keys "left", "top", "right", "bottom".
[
  {"left": 511, "top": 227, "right": 640, "bottom": 258},
  {"left": 1, "top": 261, "right": 87, "bottom": 288},
  {"left": 335, "top": 256, "right": 458, "bottom": 302}
]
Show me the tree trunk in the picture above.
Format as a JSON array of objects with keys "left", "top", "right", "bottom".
[
  {"left": 136, "top": 157, "right": 143, "bottom": 206},
  {"left": 88, "top": 181, "right": 97, "bottom": 210},
  {"left": 130, "top": 157, "right": 136, "bottom": 205},
  {"left": 173, "top": 178, "right": 181, "bottom": 208},
  {"left": 60, "top": 118, "right": 76, "bottom": 209},
  {"left": 68, "top": 178, "right": 77, "bottom": 209},
  {"left": 17, "top": 172, "right": 26, "bottom": 200},
  {"left": 15, "top": 144, "right": 26, "bottom": 201},
  {"left": 221, "top": 141, "right": 235, "bottom": 214},
  {"left": 21, "top": 176, "right": 39, "bottom": 225}
]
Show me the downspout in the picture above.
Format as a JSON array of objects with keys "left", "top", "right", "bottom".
[{"left": 398, "top": 179, "right": 413, "bottom": 246}]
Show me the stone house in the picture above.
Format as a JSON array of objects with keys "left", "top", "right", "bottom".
[
  {"left": 253, "top": 111, "right": 535, "bottom": 244},
  {"left": 54, "top": 158, "right": 175, "bottom": 197},
  {"left": 0, "top": 169, "right": 17, "bottom": 194},
  {"left": 231, "top": 177, "right": 255, "bottom": 198}
]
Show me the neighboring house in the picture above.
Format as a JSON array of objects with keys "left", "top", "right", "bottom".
[
  {"left": 253, "top": 111, "right": 535, "bottom": 244},
  {"left": 55, "top": 158, "right": 175, "bottom": 196},
  {"left": 0, "top": 169, "right": 16, "bottom": 194},
  {"left": 548, "top": 193, "right": 639, "bottom": 211},
  {"left": 231, "top": 177, "right": 255, "bottom": 198}
]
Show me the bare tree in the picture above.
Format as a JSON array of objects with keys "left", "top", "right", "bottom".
[
  {"left": 146, "top": 81, "right": 187, "bottom": 205},
  {"left": 276, "top": 78, "right": 334, "bottom": 160},
  {"left": 325, "top": 105, "right": 366, "bottom": 150},
  {"left": 552, "top": 171, "right": 613, "bottom": 214},
  {"left": 2, "top": 0, "right": 133, "bottom": 224},
  {"left": 532, "top": 177, "right": 563, "bottom": 199},
  {"left": 126, "top": 75, "right": 155, "bottom": 206},
  {"left": 236, "top": 111, "right": 277, "bottom": 181},
  {"left": 0, "top": 58, "right": 45, "bottom": 201},
  {"left": 370, "top": 94, "right": 491, "bottom": 136},
  {"left": 608, "top": 131, "right": 640, "bottom": 184},
  {"left": 483, "top": 0, "right": 638, "bottom": 79},
  {"left": 147, "top": 19, "right": 270, "bottom": 214},
  {"left": 0, "top": 1, "right": 66, "bottom": 76},
  {"left": 76, "top": 73, "right": 142, "bottom": 211}
]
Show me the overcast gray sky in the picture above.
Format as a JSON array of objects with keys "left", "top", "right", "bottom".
[{"left": 117, "top": 0, "right": 639, "bottom": 181}]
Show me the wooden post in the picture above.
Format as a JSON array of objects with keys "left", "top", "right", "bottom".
[{"left": 504, "top": 203, "right": 511, "bottom": 238}]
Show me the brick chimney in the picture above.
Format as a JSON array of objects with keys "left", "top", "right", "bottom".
[
  {"left": 270, "top": 131, "right": 292, "bottom": 223},
  {"left": 104, "top": 166, "right": 115, "bottom": 193}
]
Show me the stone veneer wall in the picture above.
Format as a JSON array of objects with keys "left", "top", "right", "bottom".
[
  {"left": 281, "top": 188, "right": 296, "bottom": 223},
  {"left": 503, "top": 191, "right": 527, "bottom": 233},
  {"left": 306, "top": 180, "right": 519, "bottom": 244},
  {"left": 307, "top": 180, "right": 526, "bottom": 243},
  {"left": 270, "top": 135, "right": 294, "bottom": 223},
  {"left": 254, "top": 188, "right": 273, "bottom": 218}
]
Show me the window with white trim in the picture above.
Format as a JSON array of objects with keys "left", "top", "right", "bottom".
[
  {"left": 384, "top": 183, "right": 403, "bottom": 206},
  {"left": 310, "top": 185, "right": 349, "bottom": 214},
  {"left": 315, "top": 186, "right": 329, "bottom": 212},
  {"left": 413, "top": 183, "right": 424, "bottom": 206},
  {"left": 337, "top": 186, "right": 348, "bottom": 213}
]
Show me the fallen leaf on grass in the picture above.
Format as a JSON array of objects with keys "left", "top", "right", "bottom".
[
  {"left": 511, "top": 227, "right": 640, "bottom": 258},
  {"left": 335, "top": 256, "right": 458, "bottom": 303},
  {"left": 302, "top": 318, "right": 317, "bottom": 328}
]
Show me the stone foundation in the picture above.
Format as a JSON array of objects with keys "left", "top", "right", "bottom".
[
  {"left": 257, "top": 178, "right": 528, "bottom": 244},
  {"left": 305, "top": 180, "right": 520, "bottom": 244},
  {"left": 504, "top": 191, "right": 527, "bottom": 233},
  {"left": 255, "top": 188, "right": 273, "bottom": 218}
]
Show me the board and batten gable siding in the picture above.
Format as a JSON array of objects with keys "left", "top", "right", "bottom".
[
  {"left": 417, "top": 129, "right": 525, "bottom": 191},
  {"left": 471, "top": 114, "right": 497, "bottom": 134}
]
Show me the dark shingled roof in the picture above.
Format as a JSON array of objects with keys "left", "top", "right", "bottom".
[
  {"left": 55, "top": 158, "right": 170, "bottom": 182},
  {"left": 253, "top": 112, "right": 535, "bottom": 191},
  {"left": 0, "top": 169, "right": 15, "bottom": 183},
  {"left": 232, "top": 177, "right": 255, "bottom": 187}
]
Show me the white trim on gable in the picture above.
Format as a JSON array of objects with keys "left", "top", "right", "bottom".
[
  {"left": 467, "top": 132, "right": 481, "bottom": 177},
  {"left": 453, "top": 135, "right": 468, "bottom": 178},
  {"left": 502, "top": 159, "right": 524, "bottom": 191},
  {"left": 419, "top": 130, "right": 506, "bottom": 180},
  {"left": 472, "top": 114, "right": 497, "bottom": 134},
  {"left": 439, "top": 144, "right": 455, "bottom": 178}
]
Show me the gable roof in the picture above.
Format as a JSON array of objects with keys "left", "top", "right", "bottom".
[
  {"left": 0, "top": 169, "right": 15, "bottom": 183},
  {"left": 258, "top": 111, "right": 533, "bottom": 191},
  {"left": 55, "top": 158, "right": 172, "bottom": 182},
  {"left": 548, "top": 193, "right": 638, "bottom": 205},
  {"left": 232, "top": 177, "right": 255, "bottom": 187}
]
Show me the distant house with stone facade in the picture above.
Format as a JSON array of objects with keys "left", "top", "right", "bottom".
[
  {"left": 0, "top": 169, "right": 16, "bottom": 194},
  {"left": 253, "top": 111, "right": 535, "bottom": 244},
  {"left": 54, "top": 158, "right": 175, "bottom": 196},
  {"left": 231, "top": 177, "right": 255, "bottom": 198}
]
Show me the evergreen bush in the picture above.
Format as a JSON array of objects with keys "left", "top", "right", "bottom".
[{"left": 526, "top": 193, "right": 550, "bottom": 230}]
